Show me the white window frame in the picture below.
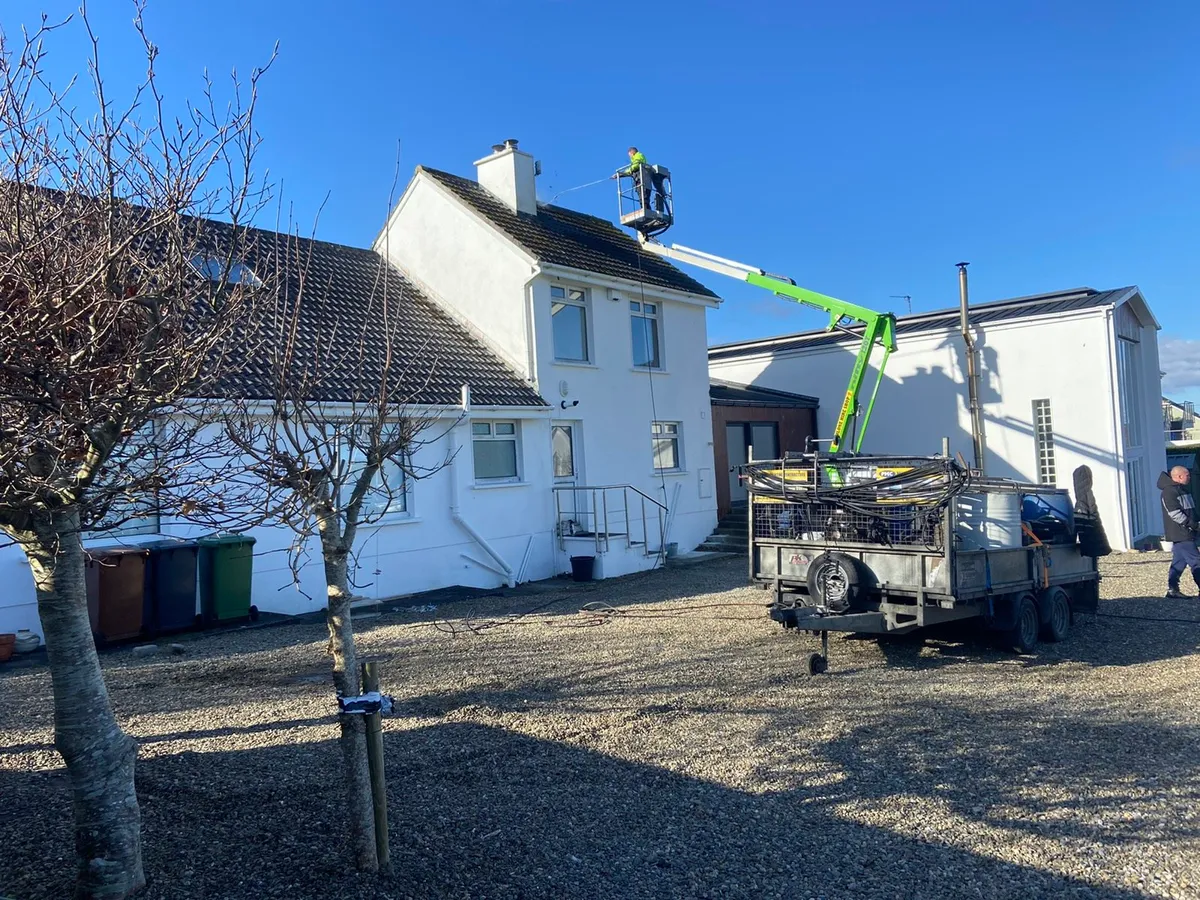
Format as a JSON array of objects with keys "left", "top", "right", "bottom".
[
  {"left": 550, "top": 284, "right": 591, "bottom": 363},
  {"left": 190, "top": 251, "right": 263, "bottom": 287},
  {"left": 651, "top": 421, "right": 682, "bottom": 473},
  {"left": 90, "top": 421, "right": 161, "bottom": 538},
  {"left": 1126, "top": 457, "right": 1146, "bottom": 538},
  {"left": 1116, "top": 336, "right": 1143, "bottom": 450},
  {"left": 331, "top": 427, "right": 414, "bottom": 524},
  {"left": 472, "top": 420, "right": 522, "bottom": 483},
  {"left": 630, "top": 299, "right": 663, "bottom": 370},
  {"left": 1032, "top": 399, "right": 1056, "bottom": 485}
]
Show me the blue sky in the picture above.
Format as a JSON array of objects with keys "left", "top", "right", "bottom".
[{"left": 5, "top": 0, "right": 1199, "bottom": 405}]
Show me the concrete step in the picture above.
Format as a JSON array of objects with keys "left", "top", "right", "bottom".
[
  {"left": 716, "top": 523, "right": 749, "bottom": 536},
  {"left": 699, "top": 533, "right": 748, "bottom": 551}
]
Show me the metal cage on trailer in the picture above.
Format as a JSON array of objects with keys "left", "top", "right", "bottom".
[{"left": 741, "top": 443, "right": 1111, "bottom": 674}]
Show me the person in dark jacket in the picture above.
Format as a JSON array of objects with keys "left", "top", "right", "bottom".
[{"left": 1159, "top": 466, "right": 1199, "bottom": 598}]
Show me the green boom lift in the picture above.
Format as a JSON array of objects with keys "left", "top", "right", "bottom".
[{"left": 616, "top": 165, "right": 897, "bottom": 453}]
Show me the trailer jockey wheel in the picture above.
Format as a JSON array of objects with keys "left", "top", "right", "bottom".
[
  {"left": 806, "top": 552, "right": 862, "bottom": 613},
  {"left": 806, "top": 653, "right": 827, "bottom": 676}
]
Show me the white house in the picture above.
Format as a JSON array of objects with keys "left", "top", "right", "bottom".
[
  {"left": 0, "top": 139, "right": 723, "bottom": 640},
  {"left": 708, "top": 286, "right": 1167, "bottom": 551}
]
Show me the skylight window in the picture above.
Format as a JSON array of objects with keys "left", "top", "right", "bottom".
[{"left": 190, "top": 252, "right": 262, "bottom": 287}]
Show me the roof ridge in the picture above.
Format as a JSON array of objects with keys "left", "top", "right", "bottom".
[
  {"left": 418, "top": 165, "right": 720, "bottom": 300},
  {"left": 710, "top": 286, "right": 1135, "bottom": 354}
]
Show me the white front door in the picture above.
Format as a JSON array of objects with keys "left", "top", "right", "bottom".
[{"left": 552, "top": 421, "right": 587, "bottom": 533}]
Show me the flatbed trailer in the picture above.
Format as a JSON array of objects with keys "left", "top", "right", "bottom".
[{"left": 744, "top": 451, "right": 1108, "bottom": 674}]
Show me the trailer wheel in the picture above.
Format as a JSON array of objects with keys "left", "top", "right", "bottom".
[
  {"left": 806, "top": 653, "right": 827, "bottom": 676},
  {"left": 1040, "top": 587, "right": 1071, "bottom": 642},
  {"left": 1008, "top": 593, "right": 1040, "bottom": 654},
  {"left": 806, "top": 552, "right": 861, "bottom": 613}
]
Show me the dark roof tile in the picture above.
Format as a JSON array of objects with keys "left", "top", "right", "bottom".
[
  {"left": 207, "top": 221, "right": 546, "bottom": 407},
  {"left": 421, "top": 167, "right": 720, "bottom": 300}
]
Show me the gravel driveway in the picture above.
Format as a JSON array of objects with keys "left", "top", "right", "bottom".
[{"left": 2, "top": 551, "right": 1199, "bottom": 900}]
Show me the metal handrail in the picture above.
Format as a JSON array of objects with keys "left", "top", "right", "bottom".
[{"left": 551, "top": 484, "right": 668, "bottom": 556}]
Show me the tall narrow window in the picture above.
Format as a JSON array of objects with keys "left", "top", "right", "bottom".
[
  {"left": 1126, "top": 457, "right": 1146, "bottom": 538},
  {"left": 1032, "top": 399, "right": 1056, "bottom": 485},
  {"left": 1116, "top": 337, "right": 1143, "bottom": 448},
  {"left": 551, "top": 285, "right": 589, "bottom": 362},
  {"left": 630, "top": 300, "right": 661, "bottom": 369}
]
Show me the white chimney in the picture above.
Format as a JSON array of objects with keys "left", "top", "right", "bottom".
[{"left": 474, "top": 138, "right": 538, "bottom": 215}]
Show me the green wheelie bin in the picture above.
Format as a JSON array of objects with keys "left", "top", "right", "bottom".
[{"left": 197, "top": 534, "right": 258, "bottom": 625}]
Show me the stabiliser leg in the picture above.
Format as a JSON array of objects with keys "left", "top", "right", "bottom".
[{"left": 806, "top": 631, "right": 830, "bottom": 676}]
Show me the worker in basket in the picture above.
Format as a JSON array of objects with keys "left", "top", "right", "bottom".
[{"left": 615, "top": 146, "right": 666, "bottom": 214}]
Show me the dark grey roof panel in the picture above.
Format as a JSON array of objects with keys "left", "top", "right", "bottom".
[
  {"left": 205, "top": 219, "right": 547, "bottom": 407},
  {"left": 709, "top": 379, "right": 819, "bottom": 408},
  {"left": 709, "top": 287, "right": 1136, "bottom": 360},
  {"left": 421, "top": 167, "right": 720, "bottom": 300}
]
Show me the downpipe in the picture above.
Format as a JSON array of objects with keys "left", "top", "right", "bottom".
[
  {"left": 958, "top": 262, "right": 986, "bottom": 472},
  {"left": 448, "top": 419, "right": 516, "bottom": 588}
]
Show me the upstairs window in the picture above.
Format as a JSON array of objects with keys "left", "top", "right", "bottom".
[
  {"left": 551, "top": 285, "right": 589, "bottom": 362},
  {"left": 631, "top": 299, "right": 661, "bottom": 369}
]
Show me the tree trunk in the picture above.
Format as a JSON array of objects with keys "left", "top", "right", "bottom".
[
  {"left": 24, "top": 509, "right": 145, "bottom": 899},
  {"left": 322, "top": 534, "right": 378, "bottom": 872}
]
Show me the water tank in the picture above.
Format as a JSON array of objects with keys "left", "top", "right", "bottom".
[{"left": 955, "top": 490, "right": 1022, "bottom": 550}]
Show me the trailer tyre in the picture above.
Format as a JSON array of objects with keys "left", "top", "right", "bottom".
[
  {"left": 1008, "top": 593, "right": 1040, "bottom": 654},
  {"left": 806, "top": 552, "right": 862, "bottom": 613},
  {"left": 1040, "top": 587, "right": 1071, "bottom": 643}
]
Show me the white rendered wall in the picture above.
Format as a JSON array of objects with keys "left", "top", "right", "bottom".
[
  {"left": 531, "top": 271, "right": 718, "bottom": 563},
  {"left": 710, "top": 308, "right": 1142, "bottom": 550},
  {"left": 374, "top": 173, "right": 538, "bottom": 379}
]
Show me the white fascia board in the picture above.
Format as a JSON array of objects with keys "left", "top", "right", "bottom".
[
  {"left": 187, "top": 397, "right": 550, "bottom": 419},
  {"left": 1116, "top": 287, "right": 1161, "bottom": 331},
  {"left": 538, "top": 263, "right": 722, "bottom": 309}
]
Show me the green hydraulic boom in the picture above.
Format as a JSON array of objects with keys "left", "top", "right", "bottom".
[{"left": 636, "top": 240, "right": 898, "bottom": 454}]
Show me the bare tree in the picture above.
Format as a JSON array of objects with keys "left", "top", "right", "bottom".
[
  {"left": 0, "top": 5, "right": 275, "bottom": 897},
  {"left": 221, "top": 202, "right": 458, "bottom": 872}
]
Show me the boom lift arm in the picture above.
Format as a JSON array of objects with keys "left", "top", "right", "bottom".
[{"left": 637, "top": 239, "right": 897, "bottom": 454}]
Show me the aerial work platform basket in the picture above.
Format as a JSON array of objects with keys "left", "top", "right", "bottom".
[{"left": 616, "top": 164, "right": 673, "bottom": 237}]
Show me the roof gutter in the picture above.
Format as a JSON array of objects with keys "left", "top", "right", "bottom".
[{"left": 538, "top": 263, "right": 721, "bottom": 309}]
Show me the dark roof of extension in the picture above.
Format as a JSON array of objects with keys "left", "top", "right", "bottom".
[
  {"left": 709, "top": 379, "right": 819, "bottom": 408},
  {"left": 708, "top": 286, "right": 1138, "bottom": 360},
  {"left": 211, "top": 221, "right": 547, "bottom": 407},
  {"left": 420, "top": 167, "right": 720, "bottom": 300}
]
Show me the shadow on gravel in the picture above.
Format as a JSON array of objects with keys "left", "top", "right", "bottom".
[
  {"left": 829, "top": 607, "right": 1200, "bottom": 671},
  {"left": 0, "top": 723, "right": 1164, "bottom": 900},
  {"left": 763, "top": 696, "right": 1200, "bottom": 849}
]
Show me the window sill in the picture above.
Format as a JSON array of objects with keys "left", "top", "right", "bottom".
[
  {"left": 653, "top": 470, "right": 688, "bottom": 477},
  {"left": 553, "top": 359, "right": 598, "bottom": 369},
  {"left": 631, "top": 366, "right": 668, "bottom": 375},
  {"left": 371, "top": 514, "right": 421, "bottom": 527},
  {"left": 471, "top": 480, "right": 531, "bottom": 491}
]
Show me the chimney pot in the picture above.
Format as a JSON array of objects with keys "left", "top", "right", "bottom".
[
  {"left": 490, "top": 143, "right": 505, "bottom": 153},
  {"left": 504, "top": 138, "right": 519, "bottom": 149}
]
